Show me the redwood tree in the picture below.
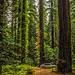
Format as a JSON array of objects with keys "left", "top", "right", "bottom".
[
  {"left": 39, "top": 0, "right": 45, "bottom": 65},
  {"left": 17, "top": 0, "right": 21, "bottom": 44},
  {"left": 21, "top": 0, "right": 26, "bottom": 63},
  {"left": 0, "top": 0, "right": 4, "bottom": 74},
  {"left": 21, "top": 0, "right": 28, "bottom": 63},
  {"left": 58, "top": 0, "right": 72, "bottom": 72}
]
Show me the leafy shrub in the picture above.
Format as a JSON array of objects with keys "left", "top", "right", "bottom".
[
  {"left": 26, "top": 67, "right": 35, "bottom": 75},
  {"left": 44, "top": 45, "right": 59, "bottom": 64},
  {"left": 51, "top": 67, "right": 57, "bottom": 72},
  {"left": 25, "top": 58, "right": 34, "bottom": 65},
  {"left": 25, "top": 57, "right": 39, "bottom": 66},
  {"left": 2, "top": 64, "right": 35, "bottom": 75}
]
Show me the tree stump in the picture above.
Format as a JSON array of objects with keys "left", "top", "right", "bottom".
[{"left": 57, "top": 59, "right": 68, "bottom": 73}]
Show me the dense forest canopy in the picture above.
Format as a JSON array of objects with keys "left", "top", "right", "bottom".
[{"left": 0, "top": 0, "right": 75, "bottom": 75}]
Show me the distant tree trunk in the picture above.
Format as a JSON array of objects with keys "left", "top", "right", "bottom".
[
  {"left": 54, "top": 0, "right": 58, "bottom": 47},
  {"left": 58, "top": 0, "right": 72, "bottom": 72},
  {"left": 11, "top": 0, "right": 13, "bottom": 38},
  {"left": 21, "top": 0, "right": 28, "bottom": 63},
  {"left": 39, "top": 0, "right": 45, "bottom": 65},
  {"left": 21, "top": 0, "right": 26, "bottom": 63},
  {"left": 28, "top": 20, "right": 32, "bottom": 44},
  {"left": 11, "top": 14, "right": 13, "bottom": 38},
  {"left": 14, "top": 18, "right": 17, "bottom": 43},
  {"left": 17, "top": 0, "right": 21, "bottom": 44},
  {"left": 0, "top": 0, "right": 4, "bottom": 75},
  {"left": 51, "top": 1, "right": 54, "bottom": 49}
]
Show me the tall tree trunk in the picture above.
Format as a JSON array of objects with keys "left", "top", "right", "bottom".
[
  {"left": 58, "top": 0, "right": 72, "bottom": 72},
  {"left": 28, "top": 20, "right": 32, "bottom": 44},
  {"left": 54, "top": 0, "right": 58, "bottom": 47},
  {"left": 0, "top": 0, "right": 4, "bottom": 75},
  {"left": 14, "top": 18, "right": 17, "bottom": 44},
  {"left": 21, "top": 0, "right": 28, "bottom": 63},
  {"left": 51, "top": 1, "right": 54, "bottom": 49},
  {"left": 39, "top": 0, "right": 45, "bottom": 65},
  {"left": 17, "top": 0, "right": 21, "bottom": 44},
  {"left": 11, "top": 14, "right": 13, "bottom": 38},
  {"left": 21, "top": 0, "right": 26, "bottom": 63},
  {"left": 11, "top": 0, "right": 13, "bottom": 38}
]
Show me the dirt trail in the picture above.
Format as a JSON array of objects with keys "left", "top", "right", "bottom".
[{"left": 33, "top": 68, "right": 64, "bottom": 75}]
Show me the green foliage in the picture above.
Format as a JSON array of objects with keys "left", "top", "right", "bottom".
[
  {"left": 0, "top": 25, "right": 21, "bottom": 64},
  {"left": 0, "top": 0, "right": 74, "bottom": 73},
  {"left": 45, "top": 0, "right": 59, "bottom": 47},
  {"left": 24, "top": 0, "right": 29, "bottom": 57},
  {"left": 70, "top": 0, "right": 75, "bottom": 66},
  {"left": 51, "top": 67, "right": 57, "bottom": 72},
  {"left": 28, "top": 0, "right": 39, "bottom": 66},
  {"left": 25, "top": 57, "right": 39, "bottom": 66},
  {"left": 25, "top": 58, "right": 34, "bottom": 65},
  {"left": 2, "top": 64, "right": 35, "bottom": 75},
  {"left": 44, "top": 44, "right": 59, "bottom": 64}
]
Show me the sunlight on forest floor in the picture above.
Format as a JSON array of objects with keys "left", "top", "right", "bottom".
[{"left": 33, "top": 67, "right": 75, "bottom": 75}]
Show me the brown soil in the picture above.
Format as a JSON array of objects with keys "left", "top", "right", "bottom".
[{"left": 33, "top": 67, "right": 71, "bottom": 75}]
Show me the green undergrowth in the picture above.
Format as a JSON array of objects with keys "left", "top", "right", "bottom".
[
  {"left": 72, "top": 65, "right": 75, "bottom": 73},
  {"left": 2, "top": 64, "right": 35, "bottom": 75},
  {"left": 51, "top": 67, "right": 57, "bottom": 72}
]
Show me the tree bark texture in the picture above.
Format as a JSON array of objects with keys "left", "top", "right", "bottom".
[
  {"left": 58, "top": 0, "right": 72, "bottom": 72},
  {"left": 11, "top": 0, "right": 14, "bottom": 38},
  {"left": 39, "top": 0, "right": 45, "bottom": 65},
  {"left": 17, "top": 0, "right": 21, "bottom": 44},
  {"left": 21, "top": 0, "right": 26, "bottom": 63},
  {"left": 14, "top": 18, "right": 17, "bottom": 44},
  {"left": 0, "top": 0, "right": 4, "bottom": 75}
]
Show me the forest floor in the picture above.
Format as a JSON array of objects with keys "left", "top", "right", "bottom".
[{"left": 33, "top": 67, "right": 74, "bottom": 75}]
